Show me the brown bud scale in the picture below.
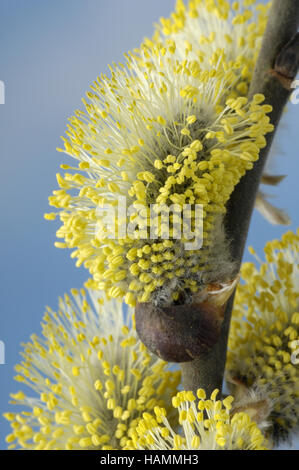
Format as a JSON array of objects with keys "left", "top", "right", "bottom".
[{"left": 135, "top": 278, "right": 238, "bottom": 362}]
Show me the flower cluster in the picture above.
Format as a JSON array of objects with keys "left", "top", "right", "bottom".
[
  {"left": 227, "top": 230, "right": 299, "bottom": 441},
  {"left": 155, "top": 0, "right": 289, "bottom": 227},
  {"left": 156, "top": 0, "right": 270, "bottom": 98},
  {"left": 47, "top": 32, "right": 273, "bottom": 307},
  {"left": 4, "top": 289, "right": 180, "bottom": 450},
  {"left": 133, "top": 388, "right": 268, "bottom": 450}
]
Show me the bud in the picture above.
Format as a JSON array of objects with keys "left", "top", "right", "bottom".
[{"left": 135, "top": 277, "right": 238, "bottom": 362}]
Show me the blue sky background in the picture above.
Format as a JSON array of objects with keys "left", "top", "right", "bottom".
[{"left": 0, "top": 0, "right": 298, "bottom": 450}]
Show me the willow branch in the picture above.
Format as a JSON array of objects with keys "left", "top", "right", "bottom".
[{"left": 181, "top": 0, "right": 299, "bottom": 395}]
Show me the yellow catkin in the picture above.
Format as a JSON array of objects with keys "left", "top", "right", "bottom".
[
  {"left": 227, "top": 230, "right": 299, "bottom": 441},
  {"left": 4, "top": 289, "right": 180, "bottom": 450},
  {"left": 134, "top": 389, "right": 268, "bottom": 450},
  {"left": 47, "top": 0, "right": 273, "bottom": 307},
  {"left": 156, "top": 0, "right": 269, "bottom": 97}
]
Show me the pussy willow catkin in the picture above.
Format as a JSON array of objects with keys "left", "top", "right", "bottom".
[
  {"left": 227, "top": 230, "right": 299, "bottom": 442},
  {"left": 133, "top": 388, "right": 268, "bottom": 450},
  {"left": 46, "top": 5, "right": 273, "bottom": 307},
  {"left": 4, "top": 289, "right": 180, "bottom": 450},
  {"left": 155, "top": 0, "right": 270, "bottom": 99}
]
